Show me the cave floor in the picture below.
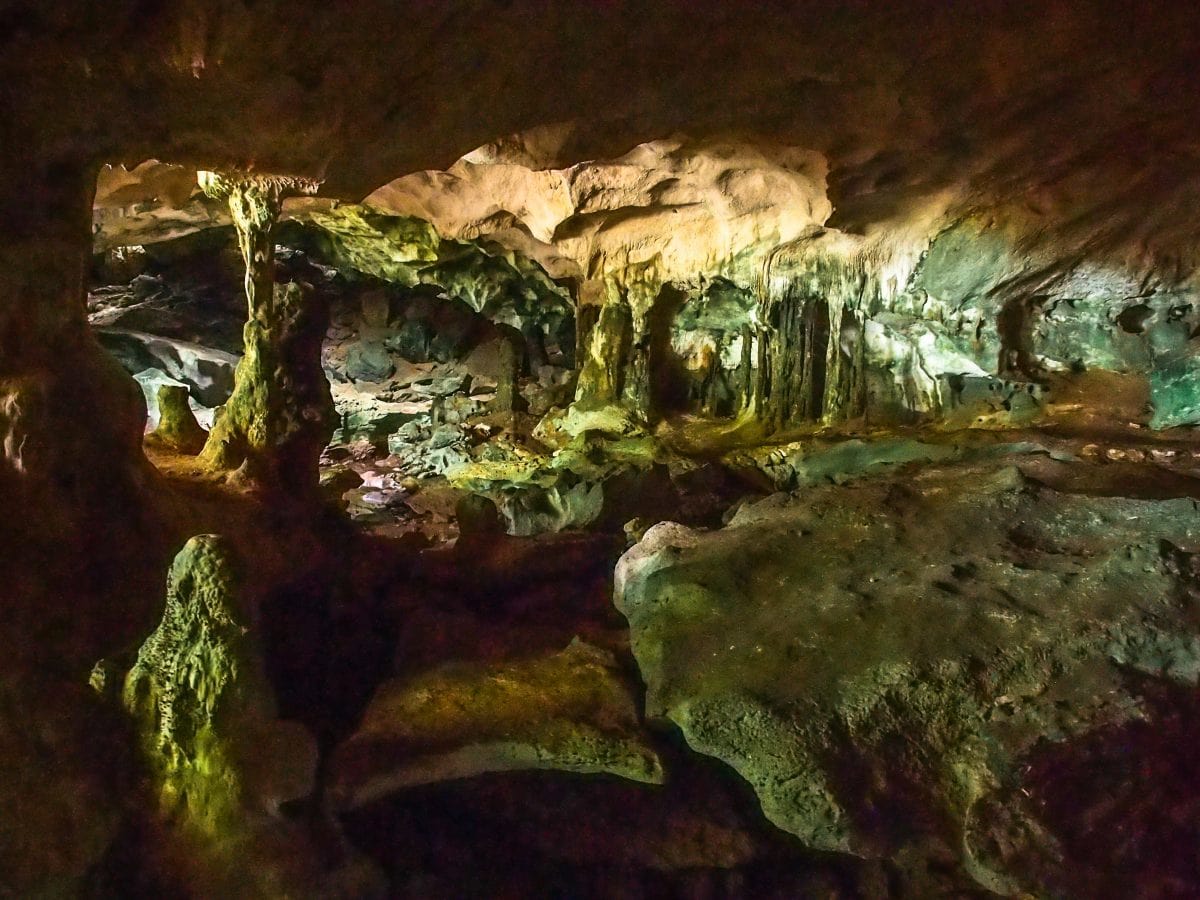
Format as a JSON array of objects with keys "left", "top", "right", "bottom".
[{"left": 125, "top": 421, "right": 1200, "bottom": 895}]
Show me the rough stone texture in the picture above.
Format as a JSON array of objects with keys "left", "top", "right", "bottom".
[
  {"left": 123, "top": 536, "right": 317, "bottom": 827},
  {"left": 147, "top": 383, "right": 207, "bottom": 454},
  {"left": 55, "top": 1, "right": 1200, "bottom": 435},
  {"left": 368, "top": 138, "right": 830, "bottom": 288},
  {"left": 200, "top": 279, "right": 336, "bottom": 495},
  {"left": 194, "top": 173, "right": 336, "bottom": 495},
  {"left": 329, "top": 639, "right": 664, "bottom": 809},
  {"left": 122, "top": 535, "right": 378, "bottom": 896},
  {"left": 616, "top": 461, "right": 1200, "bottom": 893}
]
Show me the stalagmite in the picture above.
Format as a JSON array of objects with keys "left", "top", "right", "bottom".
[
  {"left": 196, "top": 171, "right": 333, "bottom": 497},
  {"left": 488, "top": 331, "right": 527, "bottom": 414},
  {"left": 147, "top": 384, "right": 207, "bottom": 455}
]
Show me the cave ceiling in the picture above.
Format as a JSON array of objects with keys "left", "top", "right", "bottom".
[{"left": 51, "top": 0, "right": 1200, "bottom": 283}]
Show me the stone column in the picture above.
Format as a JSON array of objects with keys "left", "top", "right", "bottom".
[
  {"left": 196, "top": 171, "right": 334, "bottom": 498},
  {"left": 573, "top": 291, "right": 632, "bottom": 409}
]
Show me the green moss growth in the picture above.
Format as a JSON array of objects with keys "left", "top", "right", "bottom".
[
  {"left": 285, "top": 204, "right": 574, "bottom": 339},
  {"left": 124, "top": 535, "right": 268, "bottom": 834},
  {"left": 121, "top": 536, "right": 350, "bottom": 896},
  {"left": 147, "top": 384, "right": 207, "bottom": 455},
  {"left": 196, "top": 173, "right": 334, "bottom": 495},
  {"left": 200, "top": 281, "right": 335, "bottom": 493}
]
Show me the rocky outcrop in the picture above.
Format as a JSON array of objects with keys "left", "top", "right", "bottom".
[
  {"left": 329, "top": 639, "right": 663, "bottom": 808},
  {"left": 123, "top": 535, "right": 377, "bottom": 896},
  {"left": 616, "top": 460, "right": 1200, "bottom": 893}
]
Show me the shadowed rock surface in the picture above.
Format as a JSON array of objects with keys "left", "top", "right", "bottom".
[{"left": 616, "top": 459, "right": 1200, "bottom": 893}]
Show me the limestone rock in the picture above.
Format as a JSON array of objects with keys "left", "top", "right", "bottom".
[
  {"left": 121, "top": 535, "right": 381, "bottom": 896},
  {"left": 329, "top": 639, "right": 664, "bottom": 809},
  {"left": 344, "top": 340, "right": 395, "bottom": 382},
  {"left": 146, "top": 384, "right": 207, "bottom": 454},
  {"left": 96, "top": 328, "right": 239, "bottom": 409},
  {"left": 368, "top": 138, "right": 831, "bottom": 288},
  {"left": 200, "top": 281, "right": 336, "bottom": 495},
  {"left": 123, "top": 535, "right": 317, "bottom": 829},
  {"left": 616, "top": 461, "right": 1200, "bottom": 893}
]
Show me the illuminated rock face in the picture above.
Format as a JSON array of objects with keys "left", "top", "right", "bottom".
[
  {"left": 196, "top": 173, "right": 334, "bottom": 495},
  {"left": 147, "top": 383, "right": 207, "bottom": 454},
  {"left": 122, "top": 535, "right": 384, "bottom": 896},
  {"left": 366, "top": 151, "right": 1200, "bottom": 430},
  {"left": 123, "top": 535, "right": 317, "bottom": 830},
  {"left": 329, "top": 639, "right": 663, "bottom": 809}
]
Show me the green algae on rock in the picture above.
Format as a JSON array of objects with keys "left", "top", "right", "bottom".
[
  {"left": 615, "top": 461, "right": 1200, "bottom": 892},
  {"left": 196, "top": 172, "right": 335, "bottom": 495},
  {"left": 146, "top": 383, "right": 207, "bottom": 455},
  {"left": 200, "top": 280, "right": 336, "bottom": 493},
  {"left": 120, "top": 535, "right": 380, "bottom": 897},
  {"left": 123, "top": 535, "right": 317, "bottom": 831},
  {"left": 329, "top": 639, "right": 664, "bottom": 809}
]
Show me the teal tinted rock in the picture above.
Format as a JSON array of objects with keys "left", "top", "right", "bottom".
[
  {"left": 1149, "top": 352, "right": 1200, "bottom": 429},
  {"left": 290, "top": 205, "right": 572, "bottom": 333}
]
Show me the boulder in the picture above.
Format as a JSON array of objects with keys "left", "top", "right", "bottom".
[
  {"left": 616, "top": 461, "right": 1200, "bottom": 893},
  {"left": 97, "top": 328, "right": 238, "bottom": 408},
  {"left": 328, "top": 640, "right": 664, "bottom": 809},
  {"left": 344, "top": 340, "right": 395, "bottom": 383}
]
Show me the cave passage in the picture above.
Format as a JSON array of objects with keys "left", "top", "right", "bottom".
[{"left": 9, "top": 3, "right": 1200, "bottom": 897}]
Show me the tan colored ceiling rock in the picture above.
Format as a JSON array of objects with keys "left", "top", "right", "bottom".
[{"left": 366, "top": 138, "right": 832, "bottom": 289}]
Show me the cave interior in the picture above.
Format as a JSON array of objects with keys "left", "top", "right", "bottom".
[{"left": 7, "top": 2, "right": 1200, "bottom": 897}]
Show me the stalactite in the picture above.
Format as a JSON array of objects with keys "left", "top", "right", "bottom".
[
  {"left": 574, "top": 294, "right": 632, "bottom": 409},
  {"left": 738, "top": 325, "right": 755, "bottom": 414},
  {"left": 752, "top": 231, "right": 875, "bottom": 430}
]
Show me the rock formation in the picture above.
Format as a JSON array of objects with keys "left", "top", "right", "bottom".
[
  {"left": 196, "top": 172, "right": 334, "bottom": 495},
  {"left": 616, "top": 459, "right": 1200, "bottom": 893},
  {"left": 330, "top": 640, "right": 663, "bottom": 809},
  {"left": 7, "top": 1, "right": 1200, "bottom": 894},
  {"left": 123, "top": 534, "right": 377, "bottom": 896},
  {"left": 147, "top": 383, "right": 207, "bottom": 454}
]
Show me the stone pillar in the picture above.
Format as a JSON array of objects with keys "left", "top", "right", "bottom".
[
  {"left": 0, "top": 156, "right": 159, "bottom": 668},
  {"left": 573, "top": 292, "right": 632, "bottom": 409},
  {"left": 488, "top": 332, "right": 527, "bottom": 414},
  {"left": 196, "top": 172, "right": 333, "bottom": 498},
  {"left": 148, "top": 384, "right": 207, "bottom": 454}
]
